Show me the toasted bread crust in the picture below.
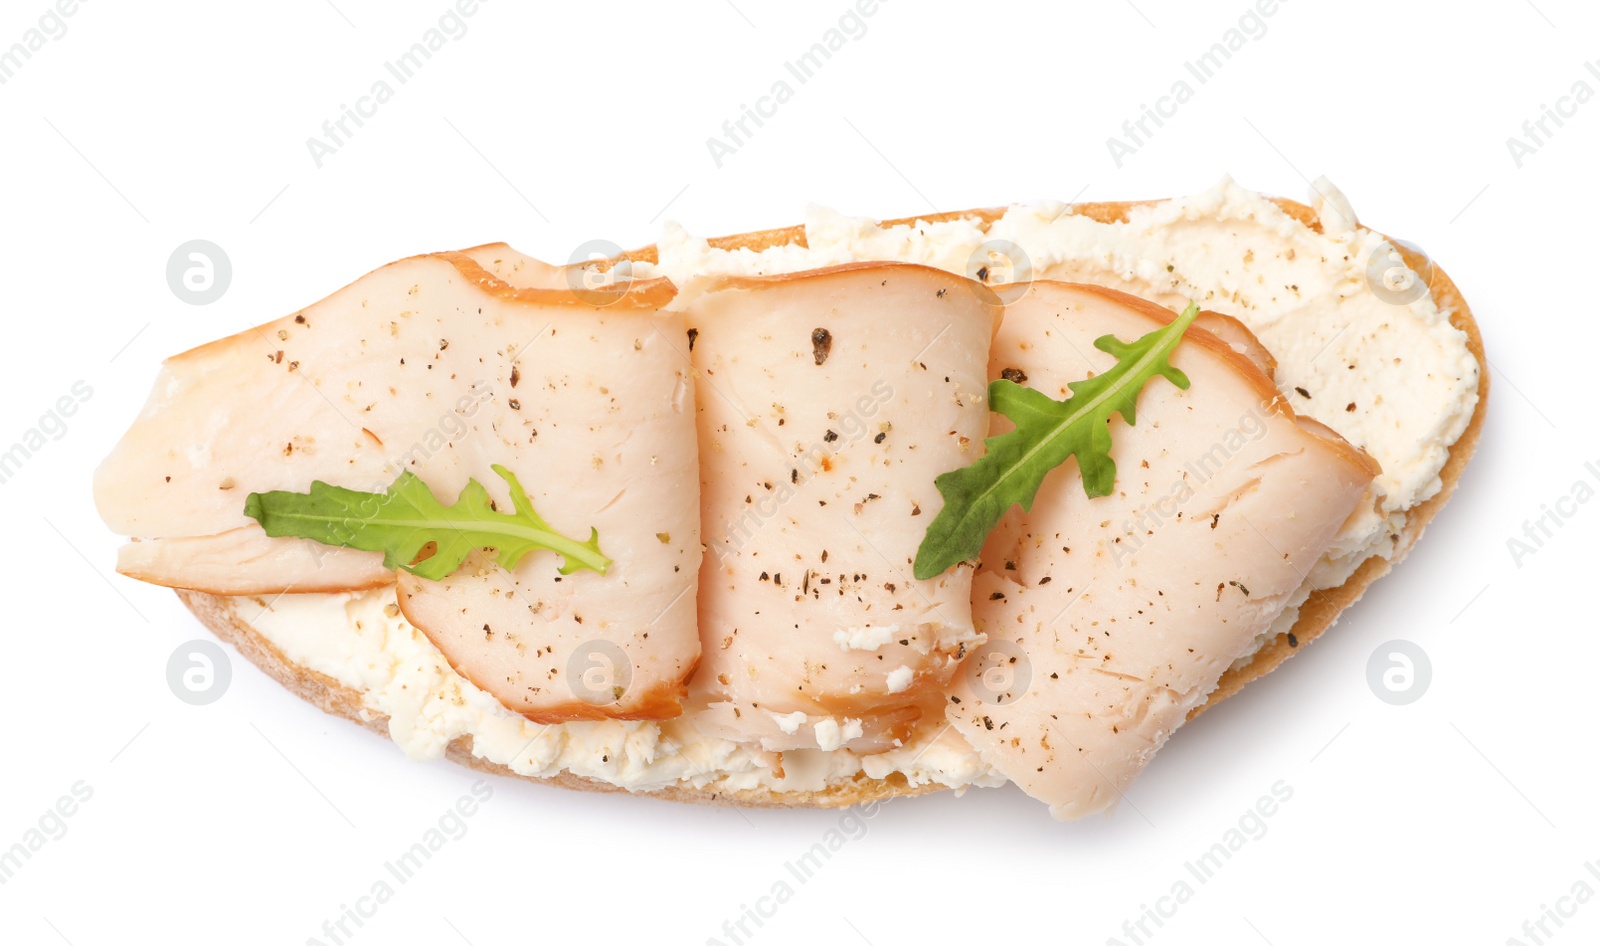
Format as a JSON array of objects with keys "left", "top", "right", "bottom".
[
  {"left": 176, "top": 196, "right": 1487, "bottom": 808},
  {"left": 178, "top": 587, "right": 944, "bottom": 809}
]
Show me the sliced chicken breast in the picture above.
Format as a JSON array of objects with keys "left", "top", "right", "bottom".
[
  {"left": 684, "top": 263, "right": 1001, "bottom": 751},
  {"left": 96, "top": 249, "right": 701, "bottom": 721},
  {"left": 458, "top": 242, "right": 568, "bottom": 289},
  {"left": 947, "top": 283, "right": 1378, "bottom": 817},
  {"left": 116, "top": 529, "right": 393, "bottom": 594}
]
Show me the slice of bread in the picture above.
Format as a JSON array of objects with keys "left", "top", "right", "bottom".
[{"left": 177, "top": 196, "right": 1488, "bottom": 808}]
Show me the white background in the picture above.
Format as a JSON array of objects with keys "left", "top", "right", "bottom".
[{"left": 1, "top": 0, "right": 1595, "bottom": 943}]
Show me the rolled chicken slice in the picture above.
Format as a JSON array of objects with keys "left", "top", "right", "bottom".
[
  {"left": 95, "top": 250, "right": 701, "bottom": 721},
  {"left": 684, "top": 262, "right": 1001, "bottom": 751},
  {"left": 948, "top": 283, "right": 1378, "bottom": 818}
]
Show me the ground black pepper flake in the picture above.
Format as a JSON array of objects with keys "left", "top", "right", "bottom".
[
  {"left": 823, "top": 430, "right": 838, "bottom": 443},
  {"left": 1001, "top": 367, "right": 1028, "bottom": 384},
  {"left": 1295, "top": 386, "right": 1311, "bottom": 399},
  {"left": 873, "top": 432, "right": 886, "bottom": 444},
  {"left": 1286, "top": 632, "right": 1299, "bottom": 647},
  {"left": 687, "top": 327, "right": 699, "bottom": 351},
  {"left": 811, "top": 327, "right": 832, "bottom": 365},
  {"left": 510, "top": 366, "right": 520, "bottom": 387}
]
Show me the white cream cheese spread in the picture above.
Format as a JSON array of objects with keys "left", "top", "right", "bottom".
[{"left": 248, "top": 589, "right": 999, "bottom": 794}]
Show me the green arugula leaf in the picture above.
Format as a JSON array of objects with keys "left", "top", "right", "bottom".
[
  {"left": 912, "top": 302, "right": 1200, "bottom": 580},
  {"left": 244, "top": 464, "right": 609, "bottom": 581}
]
